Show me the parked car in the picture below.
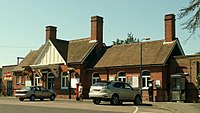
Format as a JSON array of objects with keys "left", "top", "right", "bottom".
[
  {"left": 15, "top": 86, "right": 56, "bottom": 101},
  {"left": 89, "top": 81, "right": 142, "bottom": 105}
]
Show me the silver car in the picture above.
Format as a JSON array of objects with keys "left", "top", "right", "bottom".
[
  {"left": 89, "top": 81, "right": 142, "bottom": 105},
  {"left": 15, "top": 86, "right": 56, "bottom": 101}
]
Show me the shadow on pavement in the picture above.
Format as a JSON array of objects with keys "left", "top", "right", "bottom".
[
  {"left": 136, "top": 103, "right": 153, "bottom": 106},
  {"left": 97, "top": 103, "right": 153, "bottom": 106}
]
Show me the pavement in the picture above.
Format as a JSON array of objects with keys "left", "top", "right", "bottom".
[{"left": 145, "top": 101, "right": 200, "bottom": 113}]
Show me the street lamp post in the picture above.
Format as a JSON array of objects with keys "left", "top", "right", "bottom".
[{"left": 140, "top": 38, "right": 150, "bottom": 97}]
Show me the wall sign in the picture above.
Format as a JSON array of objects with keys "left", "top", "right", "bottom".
[{"left": 132, "top": 76, "right": 139, "bottom": 88}]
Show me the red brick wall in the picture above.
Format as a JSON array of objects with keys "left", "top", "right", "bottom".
[
  {"left": 2, "top": 65, "right": 17, "bottom": 96},
  {"left": 171, "top": 56, "right": 200, "bottom": 102},
  {"left": 85, "top": 66, "right": 169, "bottom": 102}
]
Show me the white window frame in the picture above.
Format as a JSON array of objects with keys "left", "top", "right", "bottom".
[
  {"left": 61, "top": 72, "right": 69, "bottom": 89},
  {"left": 34, "top": 74, "right": 41, "bottom": 86},
  {"left": 92, "top": 73, "right": 100, "bottom": 85},
  {"left": 142, "top": 75, "right": 150, "bottom": 89},
  {"left": 47, "top": 73, "right": 55, "bottom": 90},
  {"left": 118, "top": 76, "right": 126, "bottom": 82},
  {"left": 118, "top": 72, "right": 126, "bottom": 82}
]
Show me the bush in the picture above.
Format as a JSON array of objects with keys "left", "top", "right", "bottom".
[{"left": 197, "top": 74, "right": 200, "bottom": 96}]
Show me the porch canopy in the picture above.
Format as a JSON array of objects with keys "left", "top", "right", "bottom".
[
  {"left": 30, "top": 64, "right": 62, "bottom": 77},
  {"left": 12, "top": 66, "right": 25, "bottom": 72},
  {"left": 12, "top": 66, "right": 32, "bottom": 73}
]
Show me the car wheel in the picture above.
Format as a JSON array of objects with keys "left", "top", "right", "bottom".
[
  {"left": 19, "top": 98, "right": 24, "bottom": 101},
  {"left": 134, "top": 95, "right": 142, "bottom": 105},
  {"left": 93, "top": 98, "right": 101, "bottom": 105},
  {"left": 110, "top": 95, "right": 119, "bottom": 105},
  {"left": 30, "top": 95, "right": 36, "bottom": 101},
  {"left": 50, "top": 95, "right": 55, "bottom": 101},
  {"left": 119, "top": 101, "right": 123, "bottom": 105}
]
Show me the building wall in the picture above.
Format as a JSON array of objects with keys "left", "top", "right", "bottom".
[
  {"left": 1, "top": 65, "right": 17, "bottom": 96},
  {"left": 85, "top": 66, "right": 169, "bottom": 102},
  {"left": 0, "top": 68, "right": 2, "bottom": 94},
  {"left": 170, "top": 55, "right": 200, "bottom": 102},
  {"left": 54, "top": 64, "right": 84, "bottom": 99}
]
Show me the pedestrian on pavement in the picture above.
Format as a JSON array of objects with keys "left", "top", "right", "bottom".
[{"left": 78, "top": 83, "right": 83, "bottom": 101}]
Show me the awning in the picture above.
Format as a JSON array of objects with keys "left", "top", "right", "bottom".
[
  {"left": 30, "top": 64, "right": 60, "bottom": 77},
  {"left": 12, "top": 66, "right": 25, "bottom": 72}
]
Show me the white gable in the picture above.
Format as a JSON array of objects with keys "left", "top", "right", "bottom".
[{"left": 34, "top": 41, "right": 66, "bottom": 65}]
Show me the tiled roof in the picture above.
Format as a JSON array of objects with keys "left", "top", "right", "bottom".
[
  {"left": 67, "top": 38, "right": 97, "bottom": 63},
  {"left": 19, "top": 45, "right": 45, "bottom": 66},
  {"left": 95, "top": 40, "right": 177, "bottom": 68},
  {"left": 15, "top": 37, "right": 97, "bottom": 70},
  {"left": 12, "top": 45, "right": 44, "bottom": 72},
  {"left": 50, "top": 38, "right": 97, "bottom": 63}
]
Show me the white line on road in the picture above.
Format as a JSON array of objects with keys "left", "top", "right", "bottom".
[{"left": 133, "top": 106, "right": 138, "bottom": 113}]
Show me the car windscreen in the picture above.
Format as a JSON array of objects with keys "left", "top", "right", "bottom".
[
  {"left": 93, "top": 82, "right": 111, "bottom": 86},
  {"left": 21, "top": 86, "right": 31, "bottom": 91}
]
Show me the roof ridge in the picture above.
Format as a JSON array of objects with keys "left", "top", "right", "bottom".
[
  {"left": 112, "top": 39, "right": 165, "bottom": 47},
  {"left": 69, "top": 37, "right": 90, "bottom": 43}
]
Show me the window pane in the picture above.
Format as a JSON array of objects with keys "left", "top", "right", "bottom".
[
  {"left": 93, "top": 73, "right": 99, "bottom": 77},
  {"left": 123, "top": 78, "right": 126, "bottom": 82},
  {"left": 118, "top": 72, "right": 126, "bottom": 76},
  {"left": 147, "top": 77, "right": 150, "bottom": 87},
  {"left": 142, "top": 78, "right": 146, "bottom": 87},
  {"left": 65, "top": 78, "right": 69, "bottom": 87},
  {"left": 92, "top": 77, "right": 99, "bottom": 84},
  {"left": 63, "top": 72, "right": 68, "bottom": 76},
  {"left": 62, "top": 78, "right": 65, "bottom": 87},
  {"left": 93, "top": 79, "right": 96, "bottom": 84},
  {"left": 21, "top": 75, "right": 24, "bottom": 84}
]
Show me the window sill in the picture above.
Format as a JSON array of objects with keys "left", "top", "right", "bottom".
[{"left": 61, "top": 88, "right": 69, "bottom": 90}]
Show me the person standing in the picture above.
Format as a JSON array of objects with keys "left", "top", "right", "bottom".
[{"left": 78, "top": 83, "right": 83, "bottom": 101}]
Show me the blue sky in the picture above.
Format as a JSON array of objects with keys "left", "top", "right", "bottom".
[{"left": 0, "top": 0, "right": 199, "bottom": 67}]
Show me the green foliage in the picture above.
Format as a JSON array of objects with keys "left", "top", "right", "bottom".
[
  {"left": 178, "top": 0, "right": 200, "bottom": 42},
  {"left": 112, "top": 32, "right": 140, "bottom": 45},
  {"left": 197, "top": 74, "right": 200, "bottom": 86},
  {"left": 195, "top": 51, "right": 200, "bottom": 55},
  {"left": 197, "top": 73, "right": 200, "bottom": 95}
]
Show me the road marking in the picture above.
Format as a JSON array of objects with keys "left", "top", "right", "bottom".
[{"left": 133, "top": 106, "right": 138, "bottom": 113}]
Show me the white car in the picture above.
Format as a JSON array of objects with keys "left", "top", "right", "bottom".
[{"left": 89, "top": 81, "right": 142, "bottom": 105}]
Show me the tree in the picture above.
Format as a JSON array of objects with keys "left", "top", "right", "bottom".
[
  {"left": 178, "top": 0, "right": 200, "bottom": 41},
  {"left": 195, "top": 51, "right": 200, "bottom": 54},
  {"left": 197, "top": 73, "right": 200, "bottom": 96},
  {"left": 112, "top": 32, "right": 140, "bottom": 45}
]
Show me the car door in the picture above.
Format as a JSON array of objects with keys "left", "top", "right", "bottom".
[
  {"left": 123, "top": 83, "right": 135, "bottom": 100},
  {"left": 41, "top": 87, "right": 51, "bottom": 98},
  {"left": 113, "top": 82, "right": 126, "bottom": 100},
  {"left": 33, "top": 87, "right": 42, "bottom": 98}
]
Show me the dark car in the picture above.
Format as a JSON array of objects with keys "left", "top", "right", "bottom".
[{"left": 15, "top": 86, "right": 56, "bottom": 101}]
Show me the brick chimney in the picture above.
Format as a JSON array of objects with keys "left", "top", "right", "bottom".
[
  {"left": 46, "top": 26, "right": 57, "bottom": 42},
  {"left": 91, "top": 16, "right": 103, "bottom": 51},
  {"left": 164, "top": 14, "right": 176, "bottom": 42}
]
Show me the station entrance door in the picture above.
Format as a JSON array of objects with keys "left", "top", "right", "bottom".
[{"left": 171, "top": 74, "right": 187, "bottom": 102}]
